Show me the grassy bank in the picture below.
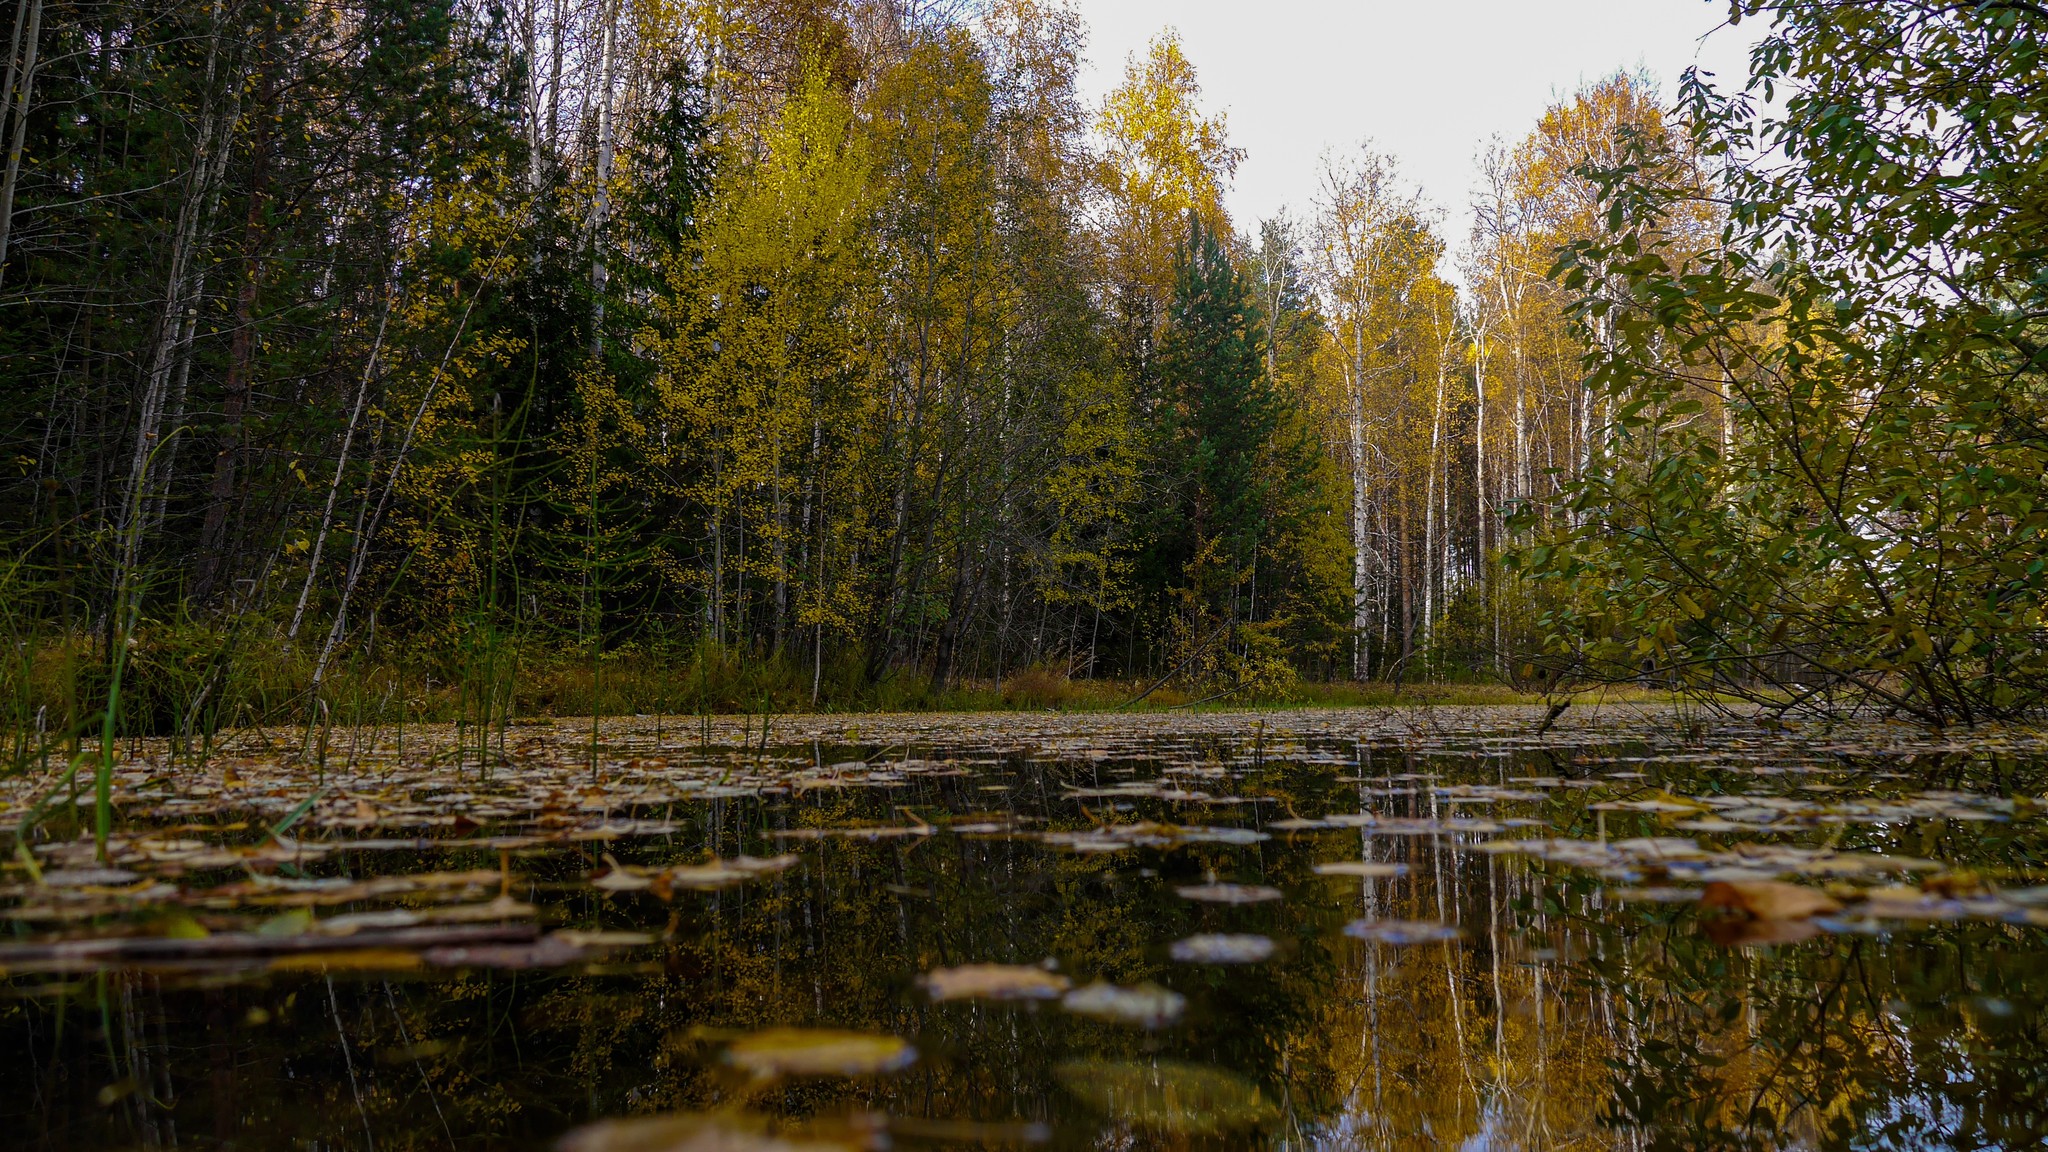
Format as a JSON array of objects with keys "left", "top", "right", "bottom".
[{"left": 1, "top": 626, "right": 1672, "bottom": 766}]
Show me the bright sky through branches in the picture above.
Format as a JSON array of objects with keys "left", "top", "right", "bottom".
[{"left": 1070, "top": 0, "right": 1757, "bottom": 236}]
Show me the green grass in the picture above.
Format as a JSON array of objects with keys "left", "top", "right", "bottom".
[{"left": 1, "top": 628, "right": 1695, "bottom": 760}]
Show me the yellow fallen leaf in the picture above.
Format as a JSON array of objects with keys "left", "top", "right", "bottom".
[{"left": 722, "top": 1028, "right": 916, "bottom": 1079}]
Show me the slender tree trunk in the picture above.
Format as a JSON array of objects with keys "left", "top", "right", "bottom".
[
  {"left": 119, "top": 9, "right": 237, "bottom": 573},
  {"left": 195, "top": 68, "right": 278, "bottom": 598},
  {"left": 310, "top": 272, "right": 488, "bottom": 688},
  {"left": 521, "top": 0, "right": 542, "bottom": 193},
  {"left": 288, "top": 300, "right": 391, "bottom": 641},
  {"left": 0, "top": 0, "right": 42, "bottom": 280},
  {"left": 1347, "top": 359, "right": 1371, "bottom": 681},
  {"left": 1423, "top": 354, "right": 1445, "bottom": 647},
  {"left": 586, "top": 0, "right": 620, "bottom": 353},
  {"left": 1473, "top": 324, "right": 1487, "bottom": 590},
  {"left": 771, "top": 444, "right": 787, "bottom": 654}
]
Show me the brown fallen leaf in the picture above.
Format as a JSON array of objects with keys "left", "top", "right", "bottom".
[
  {"left": 921, "top": 963, "right": 1070, "bottom": 1002},
  {"left": 1700, "top": 880, "right": 1842, "bottom": 921}
]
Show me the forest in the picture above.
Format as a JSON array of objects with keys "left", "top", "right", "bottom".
[
  {"left": 7, "top": 5, "right": 2048, "bottom": 1150},
  {"left": 0, "top": 0, "right": 2043, "bottom": 735}
]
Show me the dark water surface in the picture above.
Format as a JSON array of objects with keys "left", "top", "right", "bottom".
[{"left": 5, "top": 706, "right": 2047, "bottom": 1150}]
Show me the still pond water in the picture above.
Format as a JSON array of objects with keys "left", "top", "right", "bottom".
[{"left": 5, "top": 705, "right": 2047, "bottom": 1150}]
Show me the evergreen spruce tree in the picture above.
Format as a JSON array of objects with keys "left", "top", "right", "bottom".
[{"left": 1156, "top": 214, "right": 1285, "bottom": 622}]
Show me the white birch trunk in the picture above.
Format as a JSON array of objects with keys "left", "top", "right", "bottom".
[
  {"left": 586, "top": 0, "right": 621, "bottom": 352},
  {"left": 1347, "top": 362, "right": 1372, "bottom": 681}
]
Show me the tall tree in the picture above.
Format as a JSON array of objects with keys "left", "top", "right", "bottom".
[{"left": 1521, "top": 0, "right": 2048, "bottom": 723}]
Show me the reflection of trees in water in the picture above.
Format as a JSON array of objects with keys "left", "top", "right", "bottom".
[
  {"left": 8, "top": 740, "right": 2048, "bottom": 1150},
  {"left": 1298, "top": 836, "right": 1615, "bottom": 1150}
]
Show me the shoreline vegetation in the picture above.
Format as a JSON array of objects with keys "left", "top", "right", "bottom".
[
  {"left": 4, "top": 627, "right": 1681, "bottom": 736},
  {"left": 3, "top": 0, "right": 2044, "bottom": 777}
]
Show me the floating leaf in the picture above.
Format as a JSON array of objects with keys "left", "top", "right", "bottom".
[
  {"left": 1060, "top": 981, "right": 1186, "bottom": 1029},
  {"left": 1610, "top": 887, "right": 1702, "bottom": 904},
  {"left": 722, "top": 1028, "right": 916, "bottom": 1079},
  {"left": 1700, "top": 880, "right": 1842, "bottom": 921},
  {"left": 593, "top": 854, "right": 653, "bottom": 893},
  {"left": 921, "top": 963, "right": 1070, "bottom": 1001},
  {"left": 421, "top": 932, "right": 590, "bottom": 969},
  {"left": 554, "top": 930, "right": 656, "bottom": 949},
  {"left": 269, "top": 948, "right": 424, "bottom": 971},
  {"left": 256, "top": 908, "right": 314, "bottom": 937},
  {"left": 1312, "top": 861, "right": 1407, "bottom": 879},
  {"left": 1173, "top": 883, "right": 1281, "bottom": 905},
  {"left": 654, "top": 855, "right": 800, "bottom": 896},
  {"left": 41, "top": 869, "right": 141, "bottom": 888},
  {"left": 557, "top": 1112, "right": 879, "bottom": 1152},
  {"left": 1168, "top": 934, "right": 1274, "bottom": 964},
  {"left": 1702, "top": 916, "right": 1824, "bottom": 948}
]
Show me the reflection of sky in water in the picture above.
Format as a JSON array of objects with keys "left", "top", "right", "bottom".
[{"left": 5, "top": 707, "right": 2047, "bottom": 1149}]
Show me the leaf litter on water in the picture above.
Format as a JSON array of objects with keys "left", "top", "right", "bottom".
[{"left": 12, "top": 705, "right": 2048, "bottom": 1143}]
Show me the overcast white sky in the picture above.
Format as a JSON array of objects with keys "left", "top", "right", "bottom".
[{"left": 1067, "top": 0, "right": 1758, "bottom": 239}]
